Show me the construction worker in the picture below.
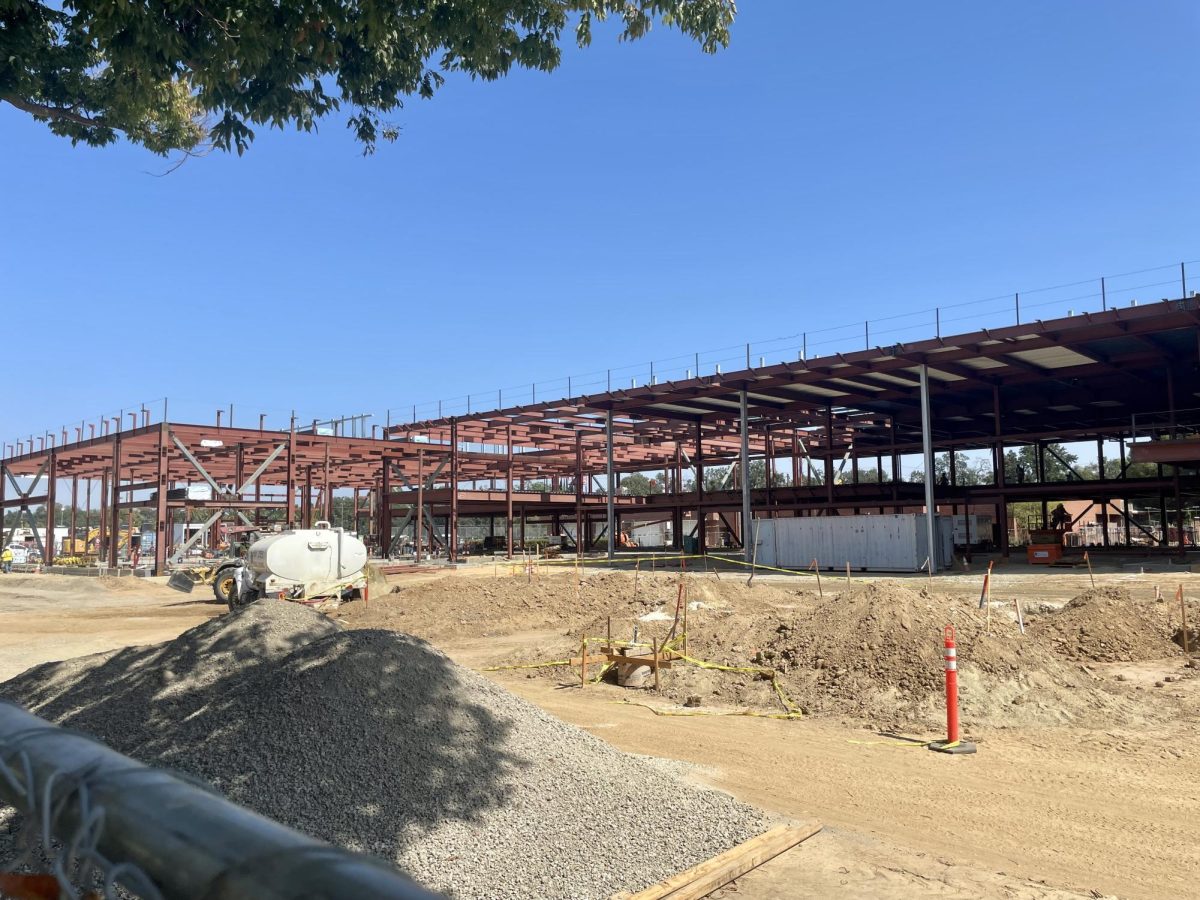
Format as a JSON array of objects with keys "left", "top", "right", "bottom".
[{"left": 1, "top": 546, "right": 12, "bottom": 574}]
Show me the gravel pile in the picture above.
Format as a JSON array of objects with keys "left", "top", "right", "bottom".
[{"left": 1, "top": 602, "right": 770, "bottom": 899}]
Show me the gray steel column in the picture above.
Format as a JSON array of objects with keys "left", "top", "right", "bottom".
[
  {"left": 605, "top": 410, "right": 615, "bottom": 561},
  {"left": 740, "top": 390, "right": 753, "bottom": 563},
  {"left": 919, "top": 365, "right": 938, "bottom": 571}
]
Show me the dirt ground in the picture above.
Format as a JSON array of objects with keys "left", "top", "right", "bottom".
[
  {"left": 0, "top": 574, "right": 219, "bottom": 681},
  {"left": 1, "top": 561, "right": 1198, "bottom": 899}
]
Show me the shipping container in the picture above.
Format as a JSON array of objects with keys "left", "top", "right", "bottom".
[
  {"left": 755, "top": 514, "right": 954, "bottom": 572},
  {"left": 950, "top": 514, "right": 994, "bottom": 547}
]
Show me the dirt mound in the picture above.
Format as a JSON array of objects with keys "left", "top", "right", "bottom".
[
  {"left": 1, "top": 602, "right": 769, "bottom": 900},
  {"left": 335, "top": 569, "right": 807, "bottom": 642},
  {"left": 562, "top": 579, "right": 1142, "bottom": 730},
  {"left": 1030, "top": 586, "right": 1182, "bottom": 662}
]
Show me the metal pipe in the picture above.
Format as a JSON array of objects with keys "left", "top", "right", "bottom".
[
  {"left": 739, "top": 390, "right": 753, "bottom": 563},
  {"left": 606, "top": 410, "right": 615, "bottom": 561},
  {"left": 0, "top": 702, "right": 441, "bottom": 900},
  {"left": 919, "top": 365, "right": 938, "bottom": 572}
]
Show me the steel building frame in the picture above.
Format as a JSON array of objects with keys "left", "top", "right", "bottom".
[{"left": 3, "top": 298, "right": 1199, "bottom": 571}]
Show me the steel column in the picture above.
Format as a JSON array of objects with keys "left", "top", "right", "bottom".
[
  {"left": 993, "top": 385, "right": 1009, "bottom": 558},
  {"left": 574, "top": 432, "right": 583, "bottom": 553},
  {"left": 108, "top": 437, "right": 121, "bottom": 568},
  {"left": 739, "top": 390, "right": 753, "bottom": 562},
  {"left": 416, "top": 449, "right": 424, "bottom": 560},
  {"left": 69, "top": 477, "right": 78, "bottom": 553},
  {"left": 154, "top": 424, "right": 169, "bottom": 573},
  {"left": 919, "top": 365, "right": 938, "bottom": 571},
  {"left": 606, "top": 410, "right": 615, "bottom": 561},
  {"left": 323, "top": 443, "right": 332, "bottom": 523},
  {"left": 286, "top": 421, "right": 297, "bottom": 527},
  {"left": 695, "top": 420, "right": 705, "bottom": 553},
  {"left": 824, "top": 406, "right": 835, "bottom": 504},
  {"left": 450, "top": 418, "right": 459, "bottom": 562},
  {"left": 43, "top": 451, "right": 56, "bottom": 566},
  {"left": 506, "top": 423, "right": 514, "bottom": 559}
]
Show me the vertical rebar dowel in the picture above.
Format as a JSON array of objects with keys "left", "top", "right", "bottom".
[
  {"left": 532, "top": 383, "right": 536, "bottom": 403},
  {"left": 865, "top": 320, "right": 869, "bottom": 348},
  {"left": 746, "top": 344, "right": 751, "bottom": 369},
  {"left": 568, "top": 376, "right": 572, "bottom": 397},
  {"left": 1015, "top": 292, "right": 1021, "bottom": 324},
  {"left": 1101, "top": 276, "right": 1107, "bottom": 311},
  {"left": 650, "top": 361, "right": 654, "bottom": 384},
  {"left": 1183, "top": 262, "right": 1188, "bottom": 298},
  {"left": 935, "top": 308, "right": 940, "bottom": 338},
  {"left": 607, "top": 369, "right": 611, "bottom": 392},
  {"left": 802, "top": 333, "right": 807, "bottom": 360},
  {"left": 694, "top": 352, "right": 700, "bottom": 376}
]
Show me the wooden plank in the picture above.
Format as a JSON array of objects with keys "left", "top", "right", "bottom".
[{"left": 613, "top": 823, "right": 822, "bottom": 900}]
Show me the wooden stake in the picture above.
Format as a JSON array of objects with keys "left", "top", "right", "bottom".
[
  {"left": 977, "top": 560, "right": 993, "bottom": 609},
  {"left": 1084, "top": 551, "right": 1095, "bottom": 588},
  {"left": 1014, "top": 597, "right": 1025, "bottom": 634},
  {"left": 682, "top": 581, "right": 689, "bottom": 655},
  {"left": 812, "top": 558, "right": 823, "bottom": 597},
  {"left": 845, "top": 561, "right": 851, "bottom": 585},
  {"left": 652, "top": 637, "right": 661, "bottom": 691},
  {"left": 1179, "top": 585, "right": 1190, "bottom": 654},
  {"left": 580, "top": 636, "right": 588, "bottom": 687},
  {"left": 607, "top": 616, "right": 612, "bottom": 652}
]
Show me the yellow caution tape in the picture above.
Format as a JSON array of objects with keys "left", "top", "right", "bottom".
[
  {"left": 492, "top": 552, "right": 814, "bottom": 576},
  {"left": 483, "top": 632, "right": 804, "bottom": 718},
  {"left": 695, "top": 556, "right": 816, "bottom": 578},
  {"left": 482, "top": 659, "right": 573, "bottom": 671}
]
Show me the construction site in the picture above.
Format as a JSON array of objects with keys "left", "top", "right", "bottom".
[{"left": 0, "top": 294, "right": 1198, "bottom": 899}]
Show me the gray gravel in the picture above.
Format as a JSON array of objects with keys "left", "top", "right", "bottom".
[{"left": 1, "top": 602, "right": 770, "bottom": 899}]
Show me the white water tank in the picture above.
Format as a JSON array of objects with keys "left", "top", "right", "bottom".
[{"left": 246, "top": 522, "right": 367, "bottom": 588}]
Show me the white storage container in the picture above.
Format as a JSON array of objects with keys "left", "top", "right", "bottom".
[{"left": 755, "top": 514, "right": 954, "bottom": 572}]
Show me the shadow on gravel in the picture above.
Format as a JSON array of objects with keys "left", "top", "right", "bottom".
[{"left": 0, "top": 608, "right": 524, "bottom": 869}]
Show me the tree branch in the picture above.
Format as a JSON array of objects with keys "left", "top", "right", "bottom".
[{"left": 1, "top": 96, "right": 105, "bottom": 129}]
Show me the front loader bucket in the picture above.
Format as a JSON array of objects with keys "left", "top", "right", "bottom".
[{"left": 167, "top": 571, "right": 196, "bottom": 594}]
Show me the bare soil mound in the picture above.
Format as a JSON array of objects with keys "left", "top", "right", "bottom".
[
  {"left": 501, "top": 579, "right": 1149, "bottom": 731},
  {"left": 668, "top": 579, "right": 1120, "bottom": 729},
  {"left": 334, "top": 570, "right": 808, "bottom": 642},
  {"left": 1030, "top": 586, "right": 1182, "bottom": 663}
]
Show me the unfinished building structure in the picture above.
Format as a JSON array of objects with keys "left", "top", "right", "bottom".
[{"left": 3, "top": 298, "right": 1199, "bottom": 572}]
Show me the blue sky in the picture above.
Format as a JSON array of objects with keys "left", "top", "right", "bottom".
[{"left": 2, "top": 0, "right": 1198, "bottom": 446}]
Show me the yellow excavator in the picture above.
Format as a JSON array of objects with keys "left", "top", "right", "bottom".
[{"left": 58, "top": 527, "right": 139, "bottom": 560}]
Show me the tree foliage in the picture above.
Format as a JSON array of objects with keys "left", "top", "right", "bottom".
[
  {"left": 618, "top": 472, "right": 663, "bottom": 496},
  {"left": 1, "top": 1, "right": 736, "bottom": 155},
  {"left": 909, "top": 451, "right": 992, "bottom": 485},
  {"left": 1004, "top": 444, "right": 1079, "bottom": 483}
]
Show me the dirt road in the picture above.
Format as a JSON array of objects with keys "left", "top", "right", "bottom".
[{"left": 0, "top": 574, "right": 218, "bottom": 681}]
